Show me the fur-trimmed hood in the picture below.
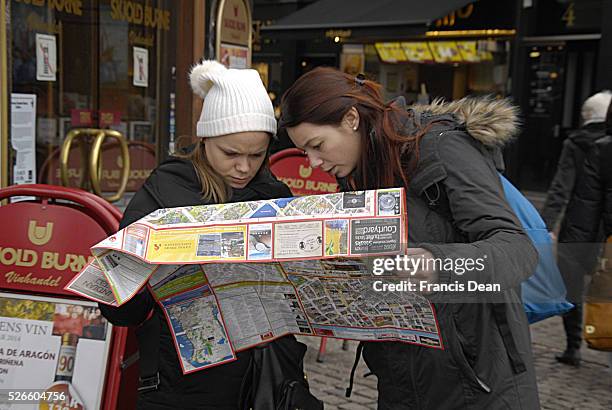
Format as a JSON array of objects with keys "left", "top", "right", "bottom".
[{"left": 411, "top": 96, "right": 521, "bottom": 147}]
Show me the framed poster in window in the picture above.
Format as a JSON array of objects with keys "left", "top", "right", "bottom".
[{"left": 129, "top": 121, "right": 153, "bottom": 142}]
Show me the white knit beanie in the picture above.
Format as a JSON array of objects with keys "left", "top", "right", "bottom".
[
  {"left": 581, "top": 91, "right": 612, "bottom": 125},
  {"left": 189, "top": 60, "right": 277, "bottom": 137}
]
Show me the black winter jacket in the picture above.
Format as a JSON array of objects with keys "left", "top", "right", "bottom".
[
  {"left": 539, "top": 123, "right": 607, "bottom": 301},
  {"left": 361, "top": 98, "right": 540, "bottom": 409},
  {"left": 564, "top": 135, "right": 612, "bottom": 240},
  {"left": 541, "top": 122, "right": 608, "bottom": 233},
  {"left": 99, "top": 155, "right": 293, "bottom": 409}
]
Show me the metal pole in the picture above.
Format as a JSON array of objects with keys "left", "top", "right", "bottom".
[{"left": 0, "top": 0, "right": 9, "bottom": 189}]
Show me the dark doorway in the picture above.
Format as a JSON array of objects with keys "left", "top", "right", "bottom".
[{"left": 514, "top": 40, "right": 599, "bottom": 192}]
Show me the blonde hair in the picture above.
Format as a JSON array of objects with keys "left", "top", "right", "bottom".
[
  {"left": 176, "top": 140, "right": 231, "bottom": 203},
  {"left": 176, "top": 139, "right": 272, "bottom": 204}
]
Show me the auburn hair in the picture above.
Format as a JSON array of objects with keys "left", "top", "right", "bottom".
[
  {"left": 175, "top": 140, "right": 230, "bottom": 203},
  {"left": 279, "top": 67, "right": 431, "bottom": 190}
]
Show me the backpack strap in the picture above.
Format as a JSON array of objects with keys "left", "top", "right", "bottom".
[
  {"left": 345, "top": 342, "right": 365, "bottom": 398},
  {"left": 131, "top": 185, "right": 168, "bottom": 392},
  {"left": 135, "top": 311, "right": 162, "bottom": 392}
]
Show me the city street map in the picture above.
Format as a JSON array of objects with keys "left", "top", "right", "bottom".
[{"left": 66, "top": 188, "right": 443, "bottom": 374}]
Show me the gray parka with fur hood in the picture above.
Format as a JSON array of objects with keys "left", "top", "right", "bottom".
[{"left": 360, "top": 97, "right": 540, "bottom": 410}]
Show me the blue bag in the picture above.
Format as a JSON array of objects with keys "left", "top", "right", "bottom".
[{"left": 500, "top": 175, "right": 574, "bottom": 323}]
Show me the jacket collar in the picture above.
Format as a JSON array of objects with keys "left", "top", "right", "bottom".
[
  {"left": 410, "top": 96, "right": 520, "bottom": 148},
  {"left": 403, "top": 97, "right": 517, "bottom": 195}
]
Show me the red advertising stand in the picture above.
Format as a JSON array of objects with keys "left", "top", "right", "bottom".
[
  {"left": 269, "top": 149, "right": 343, "bottom": 361},
  {"left": 269, "top": 148, "right": 339, "bottom": 196},
  {"left": 0, "top": 184, "right": 137, "bottom": 409}
]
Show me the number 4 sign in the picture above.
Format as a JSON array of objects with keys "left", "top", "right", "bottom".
[{"left": 133, "top": 47, "right": 148, "bottom": 88}]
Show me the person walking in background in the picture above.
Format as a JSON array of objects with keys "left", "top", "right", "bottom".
[
  {"left": 279, "top": 67, "right": 540, "bottom": 409},
  {"left": 564, "top": 100, "right": 612, "bottom": 243},
  {"left": 540, "top": 91, "right": 611, "bottom": 366},
  {"left": 563, "top": 100, "right": 612, "bottom": 373},
  {"left": 99, "top": 60, "right": 305, "bottom": 409}
]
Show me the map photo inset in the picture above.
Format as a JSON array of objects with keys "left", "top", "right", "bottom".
[
  {"left": 221, "top": 232, "right": 245, "bottom": 258},
  {"left": 162, "top": 286, "right": 235, "bottom": 372},
  {"left": 196, "top": 233, "right": 221, "bottom": 257}
]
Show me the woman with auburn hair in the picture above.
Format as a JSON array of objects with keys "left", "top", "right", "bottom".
[
  {"left": 279, "top": 67, "right": 540, "bottom": 409},
  {"left": 99, "top": 60, "right": 306, "bottom": 409}
]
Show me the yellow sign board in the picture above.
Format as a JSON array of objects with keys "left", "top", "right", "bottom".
[
  {"left": 400, "top": 43, "right": 434, "bottom": 63},
  {"left": 371, "top": 41, "right": 495, "bottom": 65},
  {"left": 374, "top": 43, "right": 407, "bottom": 63},
  {"left": 428, "top": 42, "right": 462, "bottom": 63},
  {"left": 456, "top": 41, "right": 493, "bottom": 62}
]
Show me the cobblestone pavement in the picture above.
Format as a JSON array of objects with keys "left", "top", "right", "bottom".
[{"left": 300, "top": 317, "right": 612, "bottom": 409}]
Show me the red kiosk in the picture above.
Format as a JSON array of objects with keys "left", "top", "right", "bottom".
[{"left": 0, "top": 184, "right": 137, "bottom": 409}]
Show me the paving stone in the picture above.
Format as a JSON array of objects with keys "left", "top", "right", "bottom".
[
  {"left": 317, "top": 393, "right": 349, "bottom": 405},
  {"left": 352, "top": 387, "right": 379, "bottom": 400},
  {"left": 298, "top": 316, "right": 612, "bottom": 409},
  {"left": 344, "top": 392, "right": 376, "bottom": 405},
  {"left": 338, "top": 403, "right": 373, "bottom": 410}
]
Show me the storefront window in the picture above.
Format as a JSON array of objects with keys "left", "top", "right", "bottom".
[{"left": 8, "top": 0, "right": 177, "bottom": 205}]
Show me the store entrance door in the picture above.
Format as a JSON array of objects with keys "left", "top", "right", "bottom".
[
  {"left": 8, "top": 0, "right": 176, "bottom": 206},
  {"left": 515, "top": 40, "right": 599, "bottom": 191}
]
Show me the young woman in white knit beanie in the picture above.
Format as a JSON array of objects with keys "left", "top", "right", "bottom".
[
  {"left": 181, "top": 60, "right": 279, "bottom": 202},
  {"left": 99, "top": 60, "right": 309, "bottom": 409}
]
